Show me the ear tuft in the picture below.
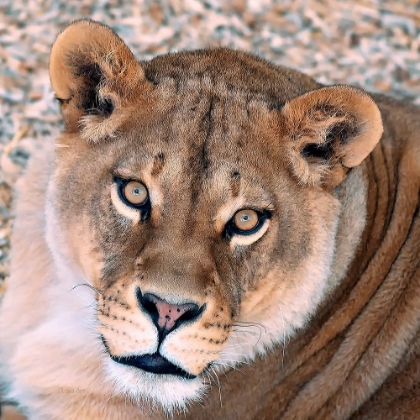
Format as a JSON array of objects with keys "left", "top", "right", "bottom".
[
  {"left": 282, "top": 85, "right": 383, "bottom": 188},
  {"left": 50, "top": 20, "right": 148, "bottom": 142}
]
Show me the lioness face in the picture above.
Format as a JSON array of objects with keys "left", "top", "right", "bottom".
[{"left": 46, "top": 21, "right": 382, "bottom": 410}]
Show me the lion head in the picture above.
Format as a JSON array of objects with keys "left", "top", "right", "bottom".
[{"left": 46, "top": 20, "right": 383, "bottom": 411}]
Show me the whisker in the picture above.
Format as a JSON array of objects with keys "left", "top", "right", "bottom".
[
  {"left": 71, "top": 282, "right": 103, "bottom": 295},
  {"left": 220, "top": 350, "right": 252, "bottom": 359},
  {"left": 224, "top": 342, "right": 256, "bottom": 349},
  {"left": 78, "top": 300, "right": 98, "bottom": 312},
  {"left": 231, "top": 329, "right": 260, "bottom": 337},
  {"left": 97, "top": 386, "right": 126, "bottom": 408},
  {"left": 233, "top": 322, "right": 264, "bottom": 345},
  {"left": 219, "top": 357, "right": 251, "bottom": 366},
  {"left": 214, "top": 361, "right": 245, "bottom": 374},
  {"left": 278, "top": 304, "right": 287, "bottom": 368},
  {"left": 233, "top": 321, "right": 266, "bottom": 332},
  {"left": 209, "top": 367, "right": 223, "bottom": 409},
  {"left": 203, "top": 372, "right": 213, "bottom": 390}
]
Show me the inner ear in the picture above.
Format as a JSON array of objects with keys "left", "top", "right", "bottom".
[
  {"left": 326, "top": 121, "right": 351, "bottom": 145},
  {"left": 301, "top": 119, "right": 358, "bottom": 161},
  {"left": 74, "top": 63, "right": 114, "bottom": 116}
]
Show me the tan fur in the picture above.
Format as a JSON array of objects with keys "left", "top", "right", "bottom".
[{"left": 0, "top": 20, "right": 419, "bottom": 419}]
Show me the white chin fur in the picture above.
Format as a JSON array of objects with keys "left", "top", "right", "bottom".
[{"left": 103, "top": 358, "right": 207, "bottom": 413}]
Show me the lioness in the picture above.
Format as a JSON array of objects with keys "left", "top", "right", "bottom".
[{"left": 0, "top": 19, "right": 419, "bottom": 420}]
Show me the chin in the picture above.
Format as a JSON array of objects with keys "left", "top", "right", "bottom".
[{"left": 103, "top": 357, "right": 207, "bottom": 414}]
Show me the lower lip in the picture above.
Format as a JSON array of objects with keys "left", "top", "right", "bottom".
[{"left": 110, "top": 353, "right": 196, "bottom": 380}]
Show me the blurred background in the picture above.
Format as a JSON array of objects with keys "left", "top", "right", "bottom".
[{"left": 0, "top": 0, "right": 419, "bottom": 293}]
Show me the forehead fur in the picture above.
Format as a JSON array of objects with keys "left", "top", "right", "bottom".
[
  {"left": 143, "top": 48, "right": 320, "bottom": 104},
  {"left": 97, "top": 50, "right": 321, "bottom": 189}
]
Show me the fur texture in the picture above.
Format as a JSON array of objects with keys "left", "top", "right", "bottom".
[{"left": 0, "top": 20, "right": 419, "bottom": 419}]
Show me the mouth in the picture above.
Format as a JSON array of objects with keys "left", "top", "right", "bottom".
[{"left": 110, "top": 353, "right": 196, "bottom": 380}]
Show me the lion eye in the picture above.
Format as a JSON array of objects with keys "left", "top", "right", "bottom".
[
  {"left": 233, "top": 209, "right": 259, "bottom": 232},
  {"left": 123, "top": 181, "right": 148, "bottom": 206}
]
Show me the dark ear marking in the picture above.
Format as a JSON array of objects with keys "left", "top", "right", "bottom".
[
  {"left": 74, "top": 62, "right": 103, "bottom": 86},
  {"left": 301, "top": 120, "right": 359, "bottom": 161},
  {"left": 301, "top": 143, "right": 332, "bottom": 161},
  {"left": 84, "top": 95, "right": 114, "bottom": 117},
  {"left": 93, "top": 97, "right": 114, "bottom": 116},
  {"left": 325, "top": 120, "right": 359, "bottom": 145},
  {"left": 70, "top": 61, "right": 115, "bottom": 117}
]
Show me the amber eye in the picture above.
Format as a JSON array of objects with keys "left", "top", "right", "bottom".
[
  {"left": 123, "top": 181, "right": 148, "bottom": 206},
  {"left": 233, "top": 209, "right": 259, "bottom": 232},
  {"left": 225, "top": 208, "right": 271, "bottom": 241}
]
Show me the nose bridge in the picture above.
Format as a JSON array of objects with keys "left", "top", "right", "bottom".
[{"left": 140, "top": 237, "right": 211, "bottom": 300}]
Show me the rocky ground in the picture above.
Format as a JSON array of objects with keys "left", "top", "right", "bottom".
[{"left": 0, "top": 0, "right": 419, "bottom": 295}]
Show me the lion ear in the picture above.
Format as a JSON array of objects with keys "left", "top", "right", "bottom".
[
  {"left": 281, "top": 85, "right": 383, "bottom": 188},
  {"left": 50, "top": 19, "right": 150, "bottom": 142}
]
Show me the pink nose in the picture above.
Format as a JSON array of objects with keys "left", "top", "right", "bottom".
[
  {"left": 138, "top": 291, "right": 202, "bottom": 333},
  {"left": 154, "top": 299, "right": 197, "bottom": 330}
]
